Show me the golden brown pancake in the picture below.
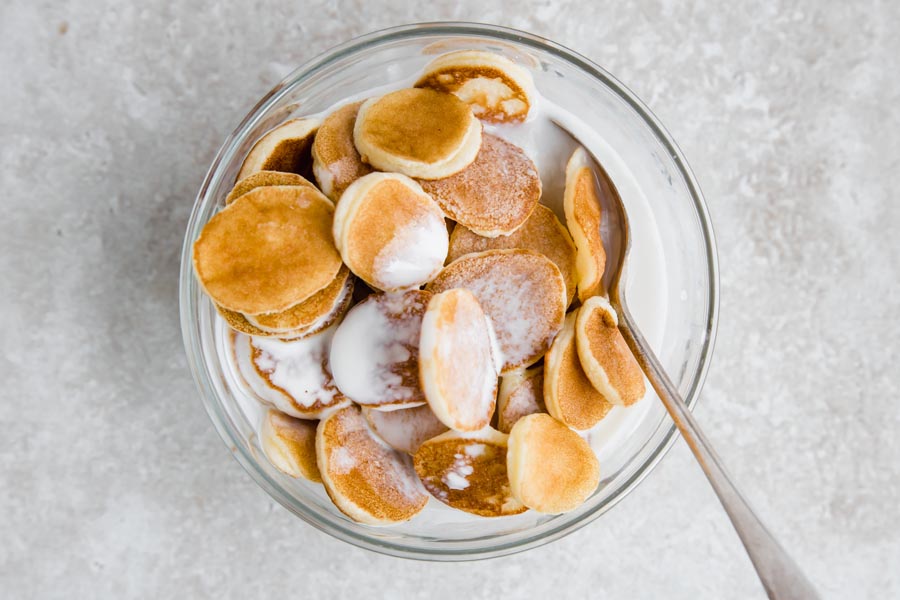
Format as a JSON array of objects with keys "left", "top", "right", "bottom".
[
  {"left": 225, "top": 170, "right": 316, "bottom": 205},
  {"left": 354, "top": 88, "right": 482, "bottom": 179},
  {"left": 216, "top": 304, "right": 307, "bottom": 338},
  {"left": 311, "top": 101, "right": 374, "bottom": 201},
  {"left": 363, "top": 404, "right": 448, "bottom": 455},
  {"left": 427, "top": 249, "right": 566, "bottom": 373},
  {"left": 416, "top": 50, "right": 535, "bottom": 124},
  {"left": 244, "top": 266, "right": 353, "bottom": 334},
  {"left": 497, "top": 365, "right": 546, "bottom": 434},
  {"left": 507, "top": 413, "right": 600, "bottom": 514},
  {"left": 564, "top": 148, "right": 608, "bottom": 301},
  {"left": 418, "top": 289, "right": 498, "bottom": 432},
  {"left": 333, "top": 173, "right": 448, "bottom": 291},
  {"left": 447, "top": 204, "right": 577, "bottom": 304},
  {"left": 237, "top": 118, "right": 319, "bottom": 181},
  {"left": 413, "top": 428, "right": 526, "bottom": 517},
  {"left": 543, "top": 312, "right": 612, "bottom": 430},
  {"left": 575, "top": 296, "right": 646, "bottom": 406},
  {"left": 232, "top": 327, "right": 350, "bottom": 419},
  {"left": 329, "top": 290, "right": 432, "bottom": 409},
  {"left": 260, "top": 409, "right": 321, "bottom": 482},
  {"left": 317, "top": 405, "right": 428, "bottom": 525},
  {"left": 419, "top": 134, "right": 540, "bottom": 237},
  {"left": 193, "top": 185, "right": 341, "bottom": 315}
]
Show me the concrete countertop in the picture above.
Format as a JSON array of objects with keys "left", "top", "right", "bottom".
[{"left": 2, "top": 1, "right": 897, "bottom": 598}]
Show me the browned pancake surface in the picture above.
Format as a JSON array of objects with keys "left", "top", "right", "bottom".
[
  {"left": 414, "top": 430, "right": 525, "bottom": 517},
  {"left": 448, "top": 204, "right": 576, "bottom": 304},
  {"left": 357, "top": 88, "right": 472, "bottom": 163},
  {"left": 419, "top": 134, "right": 540, "bottom": 235},
  {"left": 193, "top": 185, "right": 341, "bottom": 314},
  {"left": 508, "top": 413, "right": 599, "bottom": 513},
  {"left": 225, "top": 171, "right": 316, "bottom": 205},
  {"left": 317, "top": 406, "right": 428, "bottom": 524}
]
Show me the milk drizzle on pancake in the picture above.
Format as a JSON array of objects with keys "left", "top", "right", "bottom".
[
  {"left": 372, "top": 213, "right": 448, "bottom": 290},
  {"left": 329, "top": 291, "right": 430, "bottom": 408},
  {"left": 428, "top": 250, "right": 566, "bottom": 374},
  {"left": 232, "top": 327, "right": 349, "bottom": 419}
]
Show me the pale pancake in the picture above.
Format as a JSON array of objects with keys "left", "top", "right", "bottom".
[
  {"left": 413, "top": 428, "right": 526, "bottom": 517},
  {"left": 363, "top": 404, "right": 448, "bottom": 454},
  {"left": 311, "top": 101, "right": 374, "bottom": 201},
  {"left": 193, "top": 185, "right": 341, "bottom": 315},
  {"left": 497, "top": 365, "right": 546, "bottom": 434},
  {"left": 317, "top": 405, "right": 428, "bottom": 525},
  {"left": 333, "top": 173, "right": 448, "bottom": 291},
  {"left": 507, "top": 413, "right": 600, "bottom": 514},
  {"left": 575, "top": 296, "right": 646, "bottom": 406},
  {"left": 237, "top": 118, "right": 319, "bottom": 181},
  {"left": 416, "top": 50, "right": 535, "bottom": 123},
  {"left": 225, "top": 170, "right": 316, "bottom": 205},
  {"left": 447, "top": 204, "right": 577, "bottom": 304},
  {"left": 330, "top": 290, "right": 431, "bottom": 409},
  {"left": 419, "top": 289, "right": 498, "bottom": 432},
  {"left": 260, "top": 409, "right": 321, "bottom": 482},
  {"left": 564, "top": 148, "right": 608, "bottom": 301},
  {"left": 354, "top": 88, "right": 482, "bottom": 179},
  {"left": 419, "top": 134, "right": 540, "bottom": 237},
  {"left": 543, "top": 312, "right": 612, "bottom": 430},
  {"left": 232, "top": 327, "right": 350, "bottom": 419},
  {"left": 427, "top": 249, "right": 566, "bottom": 373},
  {"left": 244, "top": 266, "right": 353, "bottom": 334}
]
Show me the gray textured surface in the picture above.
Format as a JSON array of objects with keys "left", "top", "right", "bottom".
[{"left": 2, "top": 1, "right": 898, "bottom": 598}]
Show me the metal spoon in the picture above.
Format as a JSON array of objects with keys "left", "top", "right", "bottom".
[{"left": 553, "top": 121, "right": 818, "bottom": 600}]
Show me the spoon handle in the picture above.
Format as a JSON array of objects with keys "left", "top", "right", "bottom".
[{"left": 616, "top": 306, "right": 819, "bottom": 600}]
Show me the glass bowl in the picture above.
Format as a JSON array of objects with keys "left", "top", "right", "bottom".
[{"left": 179, "top": 22, "right": 718, "bottom": 560}]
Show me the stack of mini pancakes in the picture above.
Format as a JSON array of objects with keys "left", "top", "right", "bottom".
[{"left": 192, "top": 50, "right": 646, "bottom": 525}]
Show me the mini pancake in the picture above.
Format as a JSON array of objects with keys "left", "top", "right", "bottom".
[
  {"left": 447, "top": 204, "right": 577, "bottom": 304},
  {"left": 415, "top": 50, "right": 535, "bottom": 124},
  {"left": 317, "top": 405, "right": 428, "bottom": 525},
  {"left": 418, "top": 289, "right": 498, "bottom": 432},
  {"left": 225, "top": 170, "right": 316, "bottom": 205},
  {"left": 216, "top": 304, "right": 308, "bottom": 339},
  {"left": 575, "top": 296, "right": 646, "bottom": 406},
  {"left": 244, "top": 266, "right": 354, "bottom": 335},
  {"left": 543, "top": 312, "right": 612, "bottom": 430},
  {"left": 232, "top": 327, "right": 350, "bottom": 419},
  {"left": 193, "top": 185, "right": 341, "bottom": 315},
  {"left": 413, "top": 428, "right": 526, "bottom": 517},
  {"left": 333, "top": 172, "right": 448, "bottom": 291},
  {"left": 311, "top": 101, "right": 374, "bottom": 201},
  {"left": 330, "top": 290, "right": 431, "bottom": 409},
  {"left": 497, "top": 365, "right": 546, "bottom": 434},
  {"left": 507, "top": 413, "right": 600, "bottom": 514},
  {"left": 564, "top": 147, "right": 608, "bottom": 301},
  {"left": 354, "top": 88, "right": 482, "bottom": 179},
  {"left": 260, "top": 409, "right": 321, "bottom": 482},
  {"left": 427, "top": 249, "right": 566, "bottom": 374},
  {"left": 419, "top": 134, "right": 540, "bottom": 237},
  {"left": 237, "top": 118, "right": 320, "bottom": 181},
  {"left": 363, "top": 404, "right": 448, "bottom": 454}
]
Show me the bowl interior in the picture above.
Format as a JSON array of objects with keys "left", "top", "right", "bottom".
[{"left": 180, "top": 23, "right": 717, "bottom": 560}]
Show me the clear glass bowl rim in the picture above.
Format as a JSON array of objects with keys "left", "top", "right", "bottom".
[{"left": 179, "top": 21, "right": 720, "bottom": 561}]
